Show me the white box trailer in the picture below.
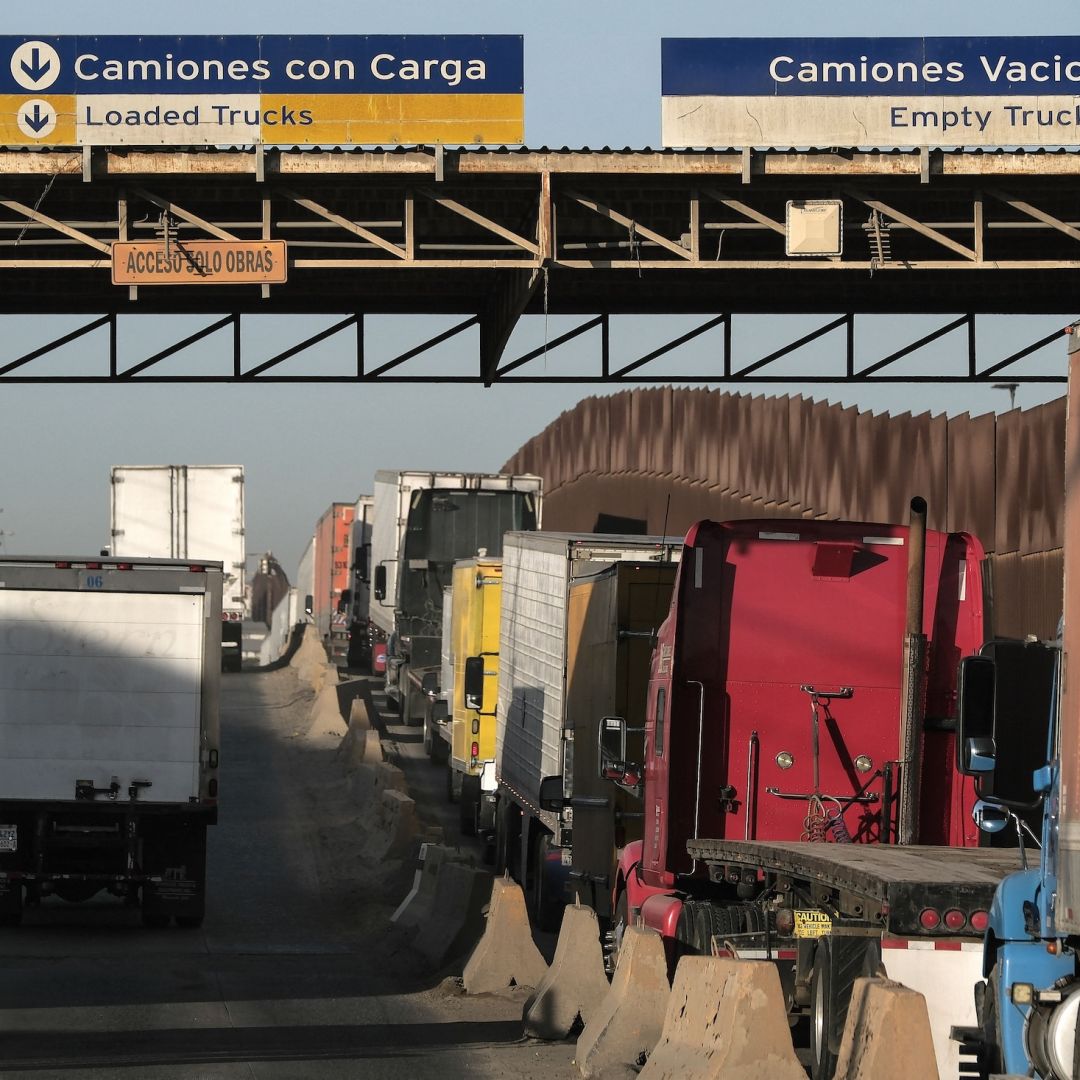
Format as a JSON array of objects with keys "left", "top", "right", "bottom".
[
  {"left": 110, "top": 465, "right": 245, "bottom": 671},
  {"left": 495, "top": 532, "right": 681, "bottom": 906},
  {"left": 0, "top": 555, "right": 221, "bottom": 927},
  {"left": 369, "top": 471, "right": 541, "bottom": 722}
]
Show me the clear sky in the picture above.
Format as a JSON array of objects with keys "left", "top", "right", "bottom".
[{"left": 1, "top": 1, "right": 1077, "bottom": 573}]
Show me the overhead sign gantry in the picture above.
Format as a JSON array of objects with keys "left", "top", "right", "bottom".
[{"left": 0, "top": 34, "right": 1076, "bottom": 384}]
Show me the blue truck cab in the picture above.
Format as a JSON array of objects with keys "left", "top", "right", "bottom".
[{"left": 956, "top": 636, "right": 1079, "bottom": 1079}]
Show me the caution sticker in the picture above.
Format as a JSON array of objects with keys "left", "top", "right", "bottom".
[{"left": 794, "top": 910, "right": 833, "bottom": 938}]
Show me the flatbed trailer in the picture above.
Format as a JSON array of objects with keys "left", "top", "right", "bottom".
[{"left": 683, "top": 838, "right": 1022, "bottom": 1078}]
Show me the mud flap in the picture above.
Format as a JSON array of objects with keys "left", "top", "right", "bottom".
[{"left": 142, "top": 821, "right": 207, "bottom": 920}]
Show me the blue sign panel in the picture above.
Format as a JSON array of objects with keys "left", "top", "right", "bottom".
[
  {"left": 663, "top": 37, "right": 1080, "bottom": 97},
  {"left": 0, "top": 35, "right": 523, "bottom": 95},
  {"left": 0, "top": 35, "right": 525, "bottom": 147}
]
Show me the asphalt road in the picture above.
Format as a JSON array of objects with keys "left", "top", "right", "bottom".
[{"left": 0, "top": 664, "right": 576, "bottom": 1080}]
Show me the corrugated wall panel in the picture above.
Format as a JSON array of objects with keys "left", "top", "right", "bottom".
[
  {"left": 996, "top": 409, "right": 1023, "bottom": 554},
  {"left": 947, "top": 411, "right": 996, "bottom": 550},
  {"left": 1020, "top": 399, "right": 1065, "bottom": 555}
]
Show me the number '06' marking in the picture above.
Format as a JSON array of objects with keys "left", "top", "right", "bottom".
[{"left": 83, "top": 574, "right": 104, "bottom": 589}]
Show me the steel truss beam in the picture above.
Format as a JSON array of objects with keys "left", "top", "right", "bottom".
[
  {"left": 0, "top": 148, "right": 1078, "bottom": 382},
  {"left": 0, "top": 311, "right": 1065, "bottom": 384}
]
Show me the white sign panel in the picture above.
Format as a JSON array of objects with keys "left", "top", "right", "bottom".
[{"left": 662, "top": 37, "right": 1080, "bottom": 148}]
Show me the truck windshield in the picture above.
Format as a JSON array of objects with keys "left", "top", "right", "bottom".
[{"left": 399, "top": 490, "right": 536, "bottom": 632}]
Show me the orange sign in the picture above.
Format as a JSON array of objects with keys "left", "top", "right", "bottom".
[{"left": 112, "top": 240, "right": 287, "bottom": 286}]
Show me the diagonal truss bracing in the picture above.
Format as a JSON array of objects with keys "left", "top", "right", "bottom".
[{"left": 0, "top": 311, "right": 1066, "bottom": 383}]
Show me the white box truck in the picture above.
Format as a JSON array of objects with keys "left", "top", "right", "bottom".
[
  {"left": 368, "top": 471, "right": 542, "bottom": 722},
  {"left": 110, "top": 465, "right": 246, "bottom": 672},
  {"left": 0, "top": 555, "right": 222, "bottom": 927}
]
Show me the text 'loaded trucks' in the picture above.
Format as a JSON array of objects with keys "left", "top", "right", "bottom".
[
  {"left": 367, "top": 471, "right": 541, "bottom": 725},
  {"left": 110, "top": 464, "right": 246, "bottom": 672},
  {"left": 0, "top": 556, "right": 222, "bottom": 928}
]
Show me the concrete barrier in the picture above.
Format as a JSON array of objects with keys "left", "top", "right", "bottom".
[
  {"left": 523, "top": 902, "right": 610, "bottom": 1039},
  {"left": 833, "top": 977, "right": 940, "bottom": 1080},
  {"left": 338, "top": 725, "right": 383, "bottom": 770},
  {"left": 462, "top": 877, "right": 548, "bottom": 995},
  {"left": 307, "top": 683, "right": 347, "bottom": 740},
  {"left": 576, "top": 925, "right": 670, "bottom": 1078},
  {"left": 360, "top": 788, "right": 417, "bottom": 861},
  {"left": 638, "top": 958, "right": 804, "bottom": 1080},
  {"left": 348, "top": 760, "right": 405, "bottom": 813},
  {"left": 349, "top": 697, "right": 372, "bottom": 729},
  {"left": 412, "top": 861, "right": 494, "bottom": 967},
  {"left": 394, "top": 845, "right": 461, "bottom": 928}
]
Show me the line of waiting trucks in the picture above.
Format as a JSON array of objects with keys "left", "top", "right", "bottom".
[
  {"left": 0, "top": 440, "right": 1073, "bottom": 1079},
  {"left": 295, "top": 462, "right": 1079, "bottom": 1080}
]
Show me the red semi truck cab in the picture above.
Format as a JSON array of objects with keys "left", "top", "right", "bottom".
[{"left": 617, "top": 517, "right": 986, "bottom": 901}]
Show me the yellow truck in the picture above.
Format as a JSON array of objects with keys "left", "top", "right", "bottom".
[{"left": 449, "top": 556, "right": 503, "bottom": 837}]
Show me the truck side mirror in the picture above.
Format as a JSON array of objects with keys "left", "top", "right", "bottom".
[
  {"left": 972, "top": 799, "right": 1010, "bottom": 834},
  {"left": 338, "top": 589, "right": 351, "bottom": 613},
  {"left": 421, "top": 671, "right": 439, "bottom": 695},
  {"left": 598, "top": 715, "right": 627, "bottom": 778},
  {"left": 464, "top": 656, "right": 484, "bottom": 710},
  {"left": 356, "top": 544, "right": 369, "bottom": 582},
  {"left": 304, "top": 594, "right": 313, "bottom": 617},
  {"left": 957, "top": 654, "right": 997, "bottom": 775},
  {"left": 373, "top": 564, "right": 387, "bottom": 602},
  {"left": 539, "top": 775, "right": 565, "bottom": 811}
]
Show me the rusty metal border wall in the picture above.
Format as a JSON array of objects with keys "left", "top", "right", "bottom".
[{"left": 503, "top": 389, "right": 1066, "bottom": 639}]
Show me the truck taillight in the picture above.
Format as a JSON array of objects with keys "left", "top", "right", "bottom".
[
  {"left": 85, "top": 562, "right": 101, "bottom": 570},
  {"left": 189, "top": 564, "right": 205, "bottom": 573},
  {"left": 54, "top": 561, "right": 71, "bottom": 569},
  {"left": 943, "top": 909, "right": 967, "bottom": 931},
  {"left": 471, "top": 742, "right": 479, "bottom": 759},
  {"left": 969, "top": 909, "right": 989, "bottom": 932},
  {"left": 919, "top": 907, "right": 942, "bottom": 930},
  {"left": 117, "top": 562, "right": 133, "bottom": 571}
]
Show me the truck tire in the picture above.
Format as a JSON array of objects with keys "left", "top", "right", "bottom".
[
  {"left": 529, "top": 830, "right": 562, "bottom": 933},
  {"left": 494, "top": 799, "right": 520, "bottom": 877},
  {"left": 460, "top": 775, "right": 481, "bottom": 837},
  {"left": 978, "top": 968, "right": 1004, "bottom": 1079},
  {"left": 605, "top": 890, "right": 629, "bottom": 974},
  {"left": 810, "top": 936, "right": 880, "bottom": 1080}
]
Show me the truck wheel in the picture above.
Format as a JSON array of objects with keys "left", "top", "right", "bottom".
[
  {"left": 979, "top": 967, "right": 1004, "bottom": 1078},
  {"left": 460, "top": 775, "right": 481, "bottom": 837},
  {"left": 810, "top": 936, "right": 879, "bottom": 1080},
  {"left": 529, "top": 830, "right": 562, "bottom": 933},
  {"left": 605, "top": 891, "right": 629, "bottom": 975}
]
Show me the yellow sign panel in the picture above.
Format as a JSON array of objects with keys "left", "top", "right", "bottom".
[
  {"left": 794, "top": 910, "right": 833, "bottom": 939},
  {"left": 0, "top": 94, "right": 76, "bottom": 145},
  {"left": 260, "top": 93, "right": 524, "bottom": 145},
  {"left": 112, "top": 241, "right": 288, "bottom": 286}
]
